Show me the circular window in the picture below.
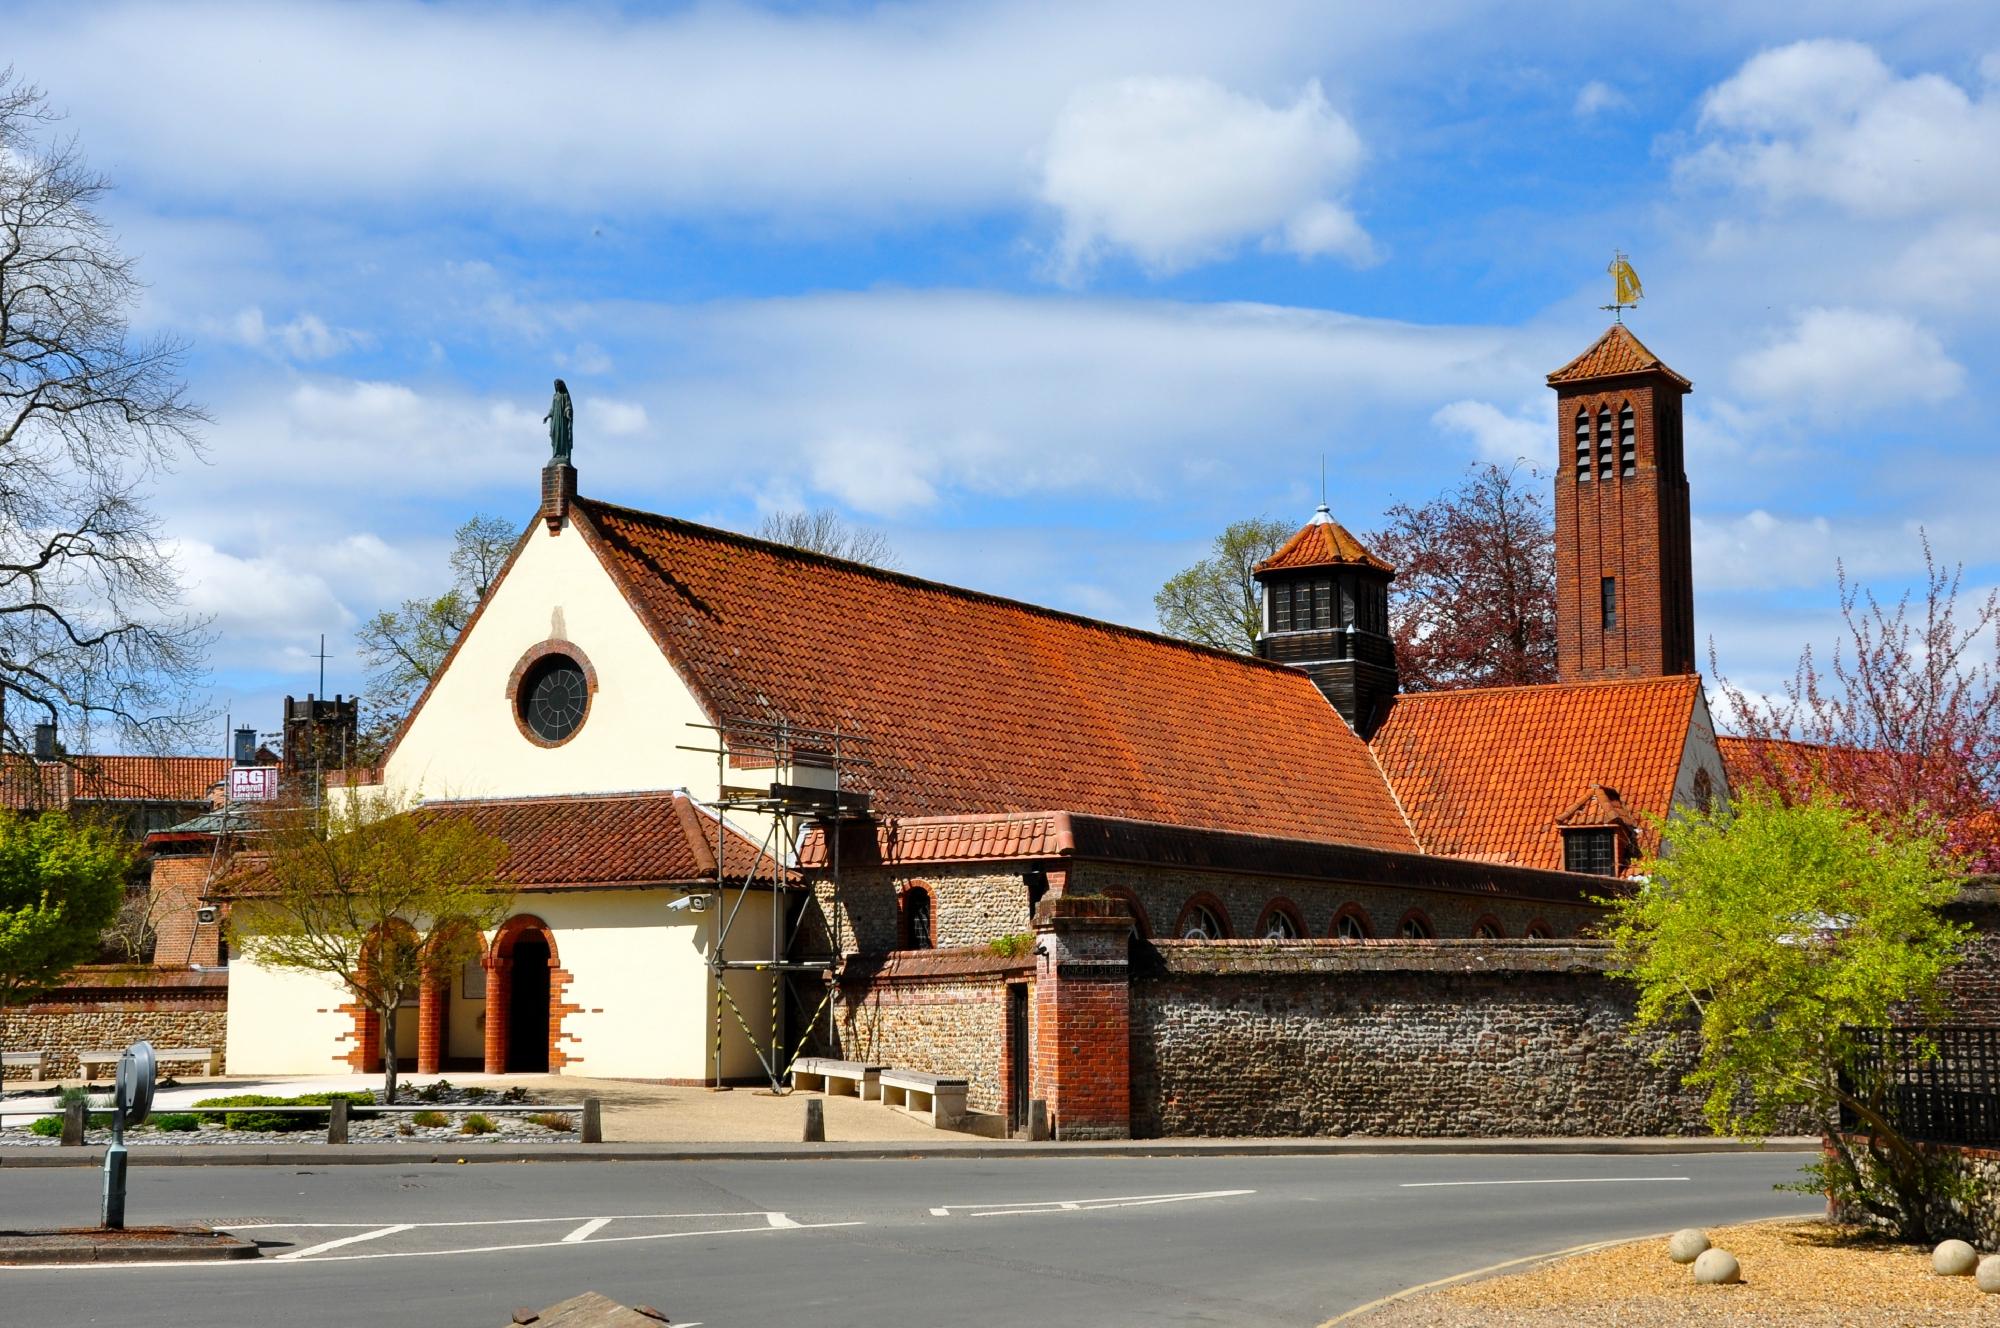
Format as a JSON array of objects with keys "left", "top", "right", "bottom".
[{"left": 519, "top": 654, "right": 590, "bottom": 743}]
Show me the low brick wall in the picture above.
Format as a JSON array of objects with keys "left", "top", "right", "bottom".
[
  {"left": 833, "top": 948, "right": 1031, "bottom": 1115},
  {"left": 1130, "top": 938, "right": 1706, "bottom": 1138},
  {"left": 1, "top": 966, "right": 227, "bottom": 1081}
]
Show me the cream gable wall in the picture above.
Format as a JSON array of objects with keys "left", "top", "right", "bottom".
[
  {"left": 380, "top": 518, "right": 716, "bottom": 802},
  {"left": 1664, "top": 685, "right": 1731, "bottom": 847}
]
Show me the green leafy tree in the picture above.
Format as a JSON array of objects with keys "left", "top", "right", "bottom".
[
  {"left": 1605, "top": 790, "right": 1971, "bottom": 1239},
  {"left": 354, "top": 514, "right": 516, "bottom": 757},
  {"left": 1153, "top": 517, "right": 1293, "bottom": 653},
  {"left": 0, "top": 813, "right": 129, "bottom": 1020},
  {"left": 226, "top": 791, "right": 511, "bottom": 1099}
]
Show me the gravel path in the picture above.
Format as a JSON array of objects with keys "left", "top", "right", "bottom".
[{"left": 1360, "top": 1220, "right": 1993, "bottom": 1326}]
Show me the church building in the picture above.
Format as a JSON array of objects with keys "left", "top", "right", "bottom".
[{"left": 220, "top": 323, "right": 1732, "bottom": 1121}]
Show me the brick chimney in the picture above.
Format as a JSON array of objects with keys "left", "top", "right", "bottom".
[{"left": 542, "top": 461, "right": 577, "bottom": 534}]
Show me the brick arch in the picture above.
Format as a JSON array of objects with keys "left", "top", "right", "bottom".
[
  {"left": 1254, "top": 897, "right": 1306, "bottom": 940},
  {"left": 1396, "top": 907, "right": 1436, "bottom": 940},
  {"left": 1101, "top": 886, "right": 1151, "bottom": 939},
  {"left": 1329, "top": 902, "right": 1374, "bottom": 940},
  {"left": 1523, "top": 918, "right": 1554, "bottom": 940},
  {"left": 416, "top": 919, "right": 487, "bottom": 1076},
  {"left": 898, "top": 881, "right": 935, "bottom": 950},
  {"left": 483, "top": 914, "right": 578, "bottom": 1074},
  {"left": 1471, "top": 914, "right": 1505, "bottom": 939},
  {"left": 1173, "top": 892, "right": 1232, "bottom": 940},
  {"left": 340, "top": 918, "right": 420, "bottom": 1073}
]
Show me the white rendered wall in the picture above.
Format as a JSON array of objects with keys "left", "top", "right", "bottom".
[
  {"left": 380, "top": 517, "right": 720, "bottom": 802},
  {"left": 226, "top": 956, "right": 354, "bottom": 1075},
  {"left": 1669, "top": 687, "right": 1732, "bottom": 822}
]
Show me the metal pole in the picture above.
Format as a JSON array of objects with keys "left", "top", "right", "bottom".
[{"left": 100, "top": 1107, "right": 127, "bottom": 1229}]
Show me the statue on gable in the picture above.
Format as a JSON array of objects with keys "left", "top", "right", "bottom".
[{"left": 545, "top": 378, "right": 574, "bottom": 465}]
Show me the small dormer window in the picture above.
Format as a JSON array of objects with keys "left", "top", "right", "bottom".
[{"left": 1563, "top": 828, "right": 1620, "bottom": 876}]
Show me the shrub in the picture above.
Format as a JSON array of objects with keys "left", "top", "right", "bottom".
[
  {"left": 416, "top": 1079, "right": 452, "bottom": 1103},
  {"left": 459, "top": 1112, "right": 497, "bottom": 1135},
  {"left": 26, "top": 1114, "right": 62, "bottom": 1137},
  {"left": 987, "top": 933, "right": 1034, "bottom": 959},
  {"left": 192, "top": 1091, "right": 374, "bottom": 1132},
  {"left": 502, "top": 1085, "right": 529, "bottom": 1103},
  {"left": 54, "top": 1084, "right": 110, "bottom": 1127},
  {"left": 462, "top": 1085, "right": 490, "bottom": 1101},
  {"left": 149, "top": 1113, "right": 199, "bottom": 1133},
  {"left": 411, "top": 1110, "right": 449, "bottom": 1128},
  {"left": 527, "top": 1112, "right": 574, "bottom": 1132},
  {"left": 397, "top": 1121, "right": 415, "bottom": 1136}
]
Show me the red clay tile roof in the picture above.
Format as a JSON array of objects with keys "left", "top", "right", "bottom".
[
  {"left": 573, "top": 498, "right": 1418, "bottom": 852},
  {"left": 0, "top": 755, "right": 228, "bottom": 809},
  {"left": 1255, "top": 506, "right": 1394, "bottom": 575},
  {"left": 414, "top": 791, "right": 775, "bottom": 890},
  {"left": 804, "top": 808, "right": 1610, "bottom": 903},
  {"left": 1369, "top": 675, "right": 1701, "bottom": 871},
  {"left": 1546, "top": 324, "right": 1692, "bottom": 390}
]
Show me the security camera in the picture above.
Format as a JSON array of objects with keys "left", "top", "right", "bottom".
[{"left": 665, "top": 894, "right": 712, "bottom": 914}]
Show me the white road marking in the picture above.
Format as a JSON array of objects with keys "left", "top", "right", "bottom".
[
  {"left": 764, "top": 1212, "right": 801, "bottom": 1229},
  {"left": 562, "top": 1218, "right": 612, "bottom": 1243},
  {"left": 930, "top": 1188, "right": 1254, "bottom": 1218},
  {"left": 284, "top": 1218, "right": 866, "bottom": 1263},
  {"left": 274, "top": 1224, "right": 412, "bottom": 1261},
  {"left": 226, "top": 1211, "right": 779, "bottom": 1231},
  {"left": 1399, "top": 1177, "right": 1691, "bottom": 1189}
]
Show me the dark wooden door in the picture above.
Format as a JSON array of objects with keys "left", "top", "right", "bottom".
[{"left": 1007, "top": 984, "right": 1030, "bottom": 1135}]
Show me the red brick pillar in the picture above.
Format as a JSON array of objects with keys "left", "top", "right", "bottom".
[
  {"left": 483, "top": 953, "right": 509, "bottom": 1074},
  {"left": 1032, "top": 894, "right": 1132, "bottom": 1140},
  {"left": 417, "top": 978, "right": 446, "bottom": 1076}
]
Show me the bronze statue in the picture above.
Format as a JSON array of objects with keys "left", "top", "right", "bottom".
[{"left": 545, "top": 378, "right": 574, "bottom": 464}]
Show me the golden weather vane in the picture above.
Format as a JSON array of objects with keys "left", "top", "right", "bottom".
[{"left": 1603, "top": 250, "right": 1643, "bottom": 322}]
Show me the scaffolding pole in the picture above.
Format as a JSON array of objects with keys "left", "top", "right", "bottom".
[{"left": 677, "top": 718, "right": 870, "bottom": 1091}]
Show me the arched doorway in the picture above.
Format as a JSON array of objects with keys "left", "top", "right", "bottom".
[{"left": 506, "top": 934, "right": 551, "bottom": 1073}]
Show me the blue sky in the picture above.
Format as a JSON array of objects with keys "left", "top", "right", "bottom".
[{"left": 15, "top": 0, "right": 2000, "bottom": 749}]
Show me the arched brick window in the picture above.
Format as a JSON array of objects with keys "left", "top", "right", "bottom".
[
  {"left": 1103, "top": 886, "right": 1151, "bottom": 939},
  {"left": 1331, "top": 903, "right": 1373, "bottom": 940},
  {"left": 1397, "top": 908, "right": 1435, "bottom": 940},
  {"left": 899, "top": 884, "right": 934, "bottom": 950},
  {"left": 1175, "top": 894, "right": 1231, "bottom": 940},
  {"left": 1472, "top": 915, "right": 1504, "bottom": 939},
  {"left": 1255, "top": 898, "right": 1305, "bottom": 939},
  {"left": 1692, "top": 768, "right": 1715, "bottom": 813},
  {"left": 1524, "top": 919, "right": 1553, "bottom": 940}
]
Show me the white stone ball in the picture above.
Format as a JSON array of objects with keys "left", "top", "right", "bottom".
[
  {"left": 1692, "top": 1248, "right": 1741, "bottom": 1285},
  {"left": 1667, "top": 1229, "right": 1710, "bottom": 1264},
  {"left": 1976, "top": 1255, "right": 2000, "bottom": 1293},
  {"left": 1934, "top": 1240, "right": 1979, "bottom": 1276}
]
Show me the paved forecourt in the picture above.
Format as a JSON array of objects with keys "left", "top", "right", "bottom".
[{"left": 0, "top": 1150, "right": 1815, "bottom": 1326}]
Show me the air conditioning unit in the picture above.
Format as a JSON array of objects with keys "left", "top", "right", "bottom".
[{"left": 195, "top": 905, "right": 219, "bottom": 925}]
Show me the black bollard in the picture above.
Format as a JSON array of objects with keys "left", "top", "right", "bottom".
[{"left": 803, "top": 1097, "right": 825, "bottom": 1143}]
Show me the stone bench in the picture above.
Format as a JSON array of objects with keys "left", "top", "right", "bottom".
[
  {"left": 878, "top": 1069, "right": 968, "bottom": 1129},
  {"left": 78, "top": 1046, "right": 220, "bottom": 1079},
  {"left": 1, "top": 1050, "right": 48, "bottom": 1079},
  {"left": 791, "top": 1056, "right": 886, "bottom": 1100}
]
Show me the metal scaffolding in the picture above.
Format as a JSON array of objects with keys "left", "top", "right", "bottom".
[{"left": 677, "top": 718, "right": 870, "bottom": 1091}]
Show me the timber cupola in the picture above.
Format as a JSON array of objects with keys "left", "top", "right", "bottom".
[{"left": 1253, "top": 504, "right": 1398, "bottom": 738}]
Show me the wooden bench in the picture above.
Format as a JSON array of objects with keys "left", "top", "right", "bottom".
[
  {"left": 1, "top": 1050, "right": 48, "bottom": 1080},
  {"left": 78, "top": 1046, "right": 220, "bottom": 1079},
  {"left": 878, "top": 1069, "right": 968, "bottom": 1129},
  {"left": 791, "top": 1056, "right": 886, "bottom": 1100}
]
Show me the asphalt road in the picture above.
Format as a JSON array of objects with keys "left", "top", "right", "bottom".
[{"left": 2, "top": 1151, "right": 1816, "bottom": 1326}]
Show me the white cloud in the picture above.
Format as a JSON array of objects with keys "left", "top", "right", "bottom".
[
  {"left": 1573, "top": 80, "right": 1630, "bottom": 118},
  {"left": 1731, "top": 307, "right": 1963, "bottom": 417},
  {"left": 592, "top": 400, "right": 649, "bottom": 438},
  {"left": 1682, "top": 39, "right": 2000, "bottom": 217},
  {"left": 211, "top": 307, "right": 368, "bottom": 360},
  {"left": 1431, "top": 399, "right": 1543, "bottom": 464},
  {"left": 1040, "top": 76, "right": 1372, "bottom": 276}
]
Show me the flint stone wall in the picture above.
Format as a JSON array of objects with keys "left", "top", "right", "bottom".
[
  {"left": 2, "top": 966, "right": 227, "bottom": 1080},
  {"left": 1130, "top": 938, "right": 1707, "bottom": 1138},
  {"left": 832, "top": 948, "right": 1031, "bottom": 1115}
]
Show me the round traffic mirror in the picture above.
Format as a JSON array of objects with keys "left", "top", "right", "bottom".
[{"left": 116, "top": 1041, "right": 156, "bottom": 1127}]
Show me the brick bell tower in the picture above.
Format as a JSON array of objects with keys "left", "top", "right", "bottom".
[
  {"left": 1253, "top": 504, "right": 1398, "bottom": 737},
  {"left": 1546, "top": 325, "right": 1696, "bottom": 682}
]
